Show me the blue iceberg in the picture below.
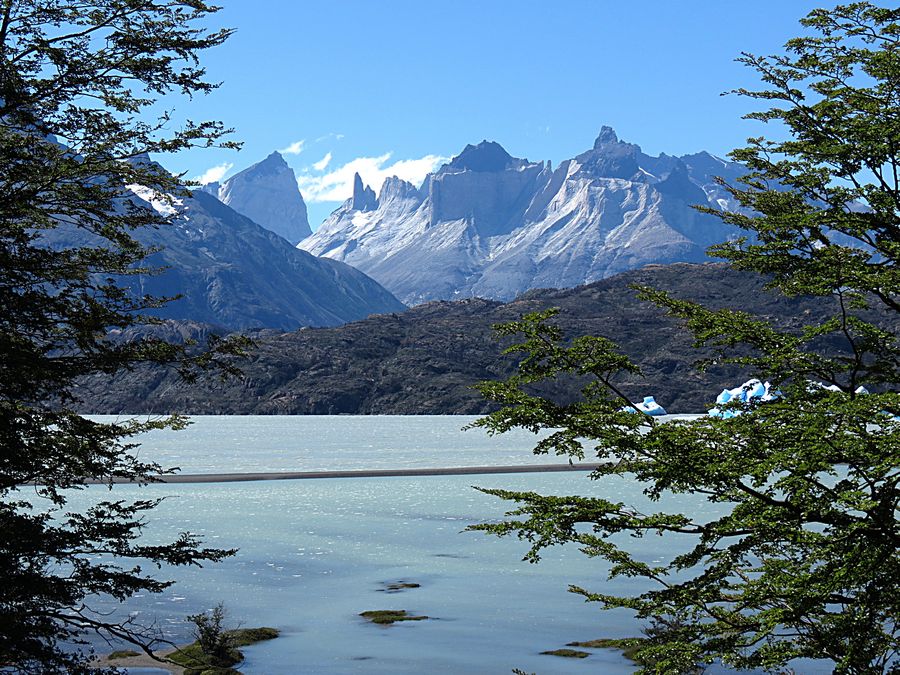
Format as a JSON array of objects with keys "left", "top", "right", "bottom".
[
  {"left": 623, "top": 395, "right": 667, "bottom": 416},
  {"left": 708, "top": 378, "right": 779, "bottom": 418}
]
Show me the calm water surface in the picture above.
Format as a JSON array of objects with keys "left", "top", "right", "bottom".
[
  {"left": 69, "top": 416, "right": 827, "bottom": 674},
  {"left": 91, "top": 414, "right": 563, "bottom": 473}
]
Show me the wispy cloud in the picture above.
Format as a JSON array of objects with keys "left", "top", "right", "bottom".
[
  {"left": 280, "top": 140, "right": 306, "bottom": 155},
  {"left": 297, "top": 152, "right": 447, "bottom": 203},
  {"left": 315, "top": 132, "right": 345, "bottom": 143},
  {"left": 193, "top": 162, "right": 233, "bottom": 185},
  {"left": 312, "top": 152, "right": 332, "bottom": 171}
]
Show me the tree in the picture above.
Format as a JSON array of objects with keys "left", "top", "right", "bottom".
[
  {"left": 473, "top": 4, "right": 900, "bottom": 673},
  {"left": 187, "top": 603, "right": 234, "bottom": 665},
  {"left": 0, "top": 2, "right": 245, "bottom": 673}
]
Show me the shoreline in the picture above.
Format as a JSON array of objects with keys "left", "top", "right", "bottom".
[
  {"left": 92, "top": 646, "right": 184, "bottom": 673},
  {"left": 86, "top": 463, "right": 604, "bottom": 485}
]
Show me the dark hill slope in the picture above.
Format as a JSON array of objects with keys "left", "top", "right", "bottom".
[{"left": 75, "top": 263, "right": 857, "bottom": 414}]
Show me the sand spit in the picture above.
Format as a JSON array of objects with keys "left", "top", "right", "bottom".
[
  {"left": 92, "top": 646, "right": 184, "bottom": 673},
  {"left": 87, "top": 463, "right": 604, "bottom": 485}
]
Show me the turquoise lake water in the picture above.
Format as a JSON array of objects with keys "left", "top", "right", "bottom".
[
  {"left": 89, "top": 414, "right": 594, "bottom": 473},
  {"left": 66, "top": 416, "right": 829, "bottom": 673}
]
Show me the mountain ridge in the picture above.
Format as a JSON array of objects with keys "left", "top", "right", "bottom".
[
  {"left": 73, "top": 263, "right": 857, "bottom": 415},
  {"left": 297, "top": 127, "right": 748, "bottom": 305},
  {"left": 39, "top": 172, "right": 408, "bottom": 331}
]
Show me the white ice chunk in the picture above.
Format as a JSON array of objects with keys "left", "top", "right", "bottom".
[
  {"left": 623, "top": 395, "right": 667, "bottom": 416},
  {"left": 709, "top": 378, "right": 779, "bottom": 417}
]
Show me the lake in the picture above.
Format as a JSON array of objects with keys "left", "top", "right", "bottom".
[{"left": 67, "top": 416, "right": 827, "bottom": 673}]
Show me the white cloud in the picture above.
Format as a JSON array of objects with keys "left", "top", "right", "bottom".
[
  {"left": 193, "top": 162, "right": 233, "bottom": 185},
  {"left": 297, "top": 152, "right": 447, "bottom": 203},
  {"left": 315, "top": 132, "right": 345, "bottom": 143},
  {"left": 312, "top": 152, "right": 332, "bottom": 171},
  {"left": 280, "top": 140, "right": 306, "bottom": 155}
]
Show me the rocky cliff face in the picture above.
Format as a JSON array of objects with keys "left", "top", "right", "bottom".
[
  {"left": 298, "top": 128, "right": 749, "bottom": 305},
  {"left": 206, "top": 151, "right": 312, "bottom": 244}
]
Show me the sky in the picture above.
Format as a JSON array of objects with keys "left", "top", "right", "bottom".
[{"left": 168, "top": 0, "right": 826, "bottom": 229}]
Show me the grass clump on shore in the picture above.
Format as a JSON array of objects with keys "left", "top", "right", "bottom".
[
  {"left": 106, "top": 649, "right": 140, "bottom": 660},
  {"left": 567, "top": 638, "right": 645, "bottom": 662},
  {"left": 229, "top": 627, "right": 279, "bottom": 647},
  {"left": 540, "top": 648, "right": 590, "bottom": 658},
  {"left": 360, "top": 610, "right": 428, "bottom": 625}
]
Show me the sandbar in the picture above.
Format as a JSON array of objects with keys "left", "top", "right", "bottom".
[
  {"left": 91, "top": 647, "right": 183, "bottom": 673},
  {"left": 88, "top": 463, "right": 604, "bottom": 485}
]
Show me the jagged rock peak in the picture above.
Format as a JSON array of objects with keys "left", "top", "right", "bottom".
[
  {"left": 446, "top": 140, "right": 518, "bottom": 173},
  {"left": 593, "top": 125, "right": 620, "bottom": 148},
  {"left": 378, "top": 175, "right": 419, "bottom": 202},
  {"left": 576, "top": 125, "right": 642, "bottom": 180},
  {"left": 249, "top": 150, "right": 290, "bottom": 175},
  {"left": 352, "top": 172, "right": 378, "bottom": 211}
]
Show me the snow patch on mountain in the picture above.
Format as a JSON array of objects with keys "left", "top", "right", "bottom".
[{"left": 126, "top": 184, "right": 182, "bottom": 216}]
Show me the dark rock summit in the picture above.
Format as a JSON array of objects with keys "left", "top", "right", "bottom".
[{"left": 446, "top": 140, "right": 518, "bottom": 172}]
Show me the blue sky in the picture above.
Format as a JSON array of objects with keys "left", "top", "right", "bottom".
[{"left": 170, "top": 1, "right": 825, "bottom": 229}]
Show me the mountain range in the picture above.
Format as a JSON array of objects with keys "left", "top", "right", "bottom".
[
  {"left": 42, "top": 128, "right": 756, "bottom": 336},
  {"left": 296, "top": 127, "right": 749, "bottom": 305},
  {"left": 122, "top": 188, "right": 404, "bottom": 330}
]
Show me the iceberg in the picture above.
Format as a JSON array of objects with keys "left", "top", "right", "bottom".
[
  {"left": 812, "top": 382, "right": 870, "bottom": 395},
  {"left": 708, "top": 378, "right": 778, "bottom": 418},
  {"left": 623, "top": 395, "right": 667, "bottom": 416}
]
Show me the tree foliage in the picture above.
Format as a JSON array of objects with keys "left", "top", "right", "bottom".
[
  {"left": 0, "top": 2, "right": 245, "bottom": 673},
  {"left": 473, "top": 4, "right": 900, "bottom": 673},
  {"left": 187, "top": 602, "right": 234, "bottom": 664}
]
